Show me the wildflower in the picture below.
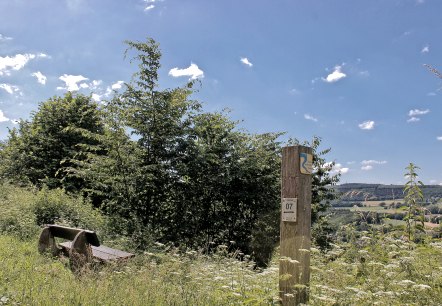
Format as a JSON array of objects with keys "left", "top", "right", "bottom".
[
  {"left": 397, "top": 280, "right": 415, "bottom": 286},
  {"left": 412, "top": 284, "right": 431, "bottom": 290}
]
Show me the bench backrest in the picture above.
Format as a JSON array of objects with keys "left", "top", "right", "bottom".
[{"left": 47, "top": 224, "right": 100, "bottom": 247}]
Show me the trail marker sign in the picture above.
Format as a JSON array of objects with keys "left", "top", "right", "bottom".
[
  {"left": 282, "top": 198, "right": 297, "bottom": 222},
  {"left": 299, "top": 152, "right": 313, "bottom": 175}
]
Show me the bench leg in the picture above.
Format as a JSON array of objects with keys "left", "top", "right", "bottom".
[
  {"left": 69, "top": 230, "right": 93, "bottom": 273},
  {"left": 38, "top": 227, "right": 59, "bottom": 256}
]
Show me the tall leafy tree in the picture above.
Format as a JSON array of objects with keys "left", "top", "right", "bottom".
[{"left": 0, "top": 92, "right": 105, "bottom": 192}]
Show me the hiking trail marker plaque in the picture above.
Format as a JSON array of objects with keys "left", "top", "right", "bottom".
[{"left": 282, "top": 198, "right": 297, "bottom": 222}]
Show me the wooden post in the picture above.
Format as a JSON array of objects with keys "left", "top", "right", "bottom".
[{"left": 279, "top": 145, "right": 312, "bottom": 305}]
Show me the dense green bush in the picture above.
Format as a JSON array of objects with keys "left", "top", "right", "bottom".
[
  {"left": 32, "top": 187, "right": 106, "bottom": 233},
  {"left": 0, "top": 184, "right": 39, "bottom": 239}
]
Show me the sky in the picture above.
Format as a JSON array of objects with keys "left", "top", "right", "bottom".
[{"left": 0, "top": 0, "right": 441, "bottom": 185}]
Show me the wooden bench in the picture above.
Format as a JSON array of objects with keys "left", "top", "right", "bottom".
[{"left": 38, "top": 224, "right": 134, "bottom": 272}]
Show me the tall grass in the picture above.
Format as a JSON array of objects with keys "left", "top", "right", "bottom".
[{"left": 1, "top": 184, "right": 441, "bottom": 305}]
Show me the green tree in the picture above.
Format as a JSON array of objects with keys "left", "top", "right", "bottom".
[
  {"left": 0, "top": 93, "right": 105, "bottom": 192},
  {"left": 403, "top": 163, "right": 425, "bottom": 242}
]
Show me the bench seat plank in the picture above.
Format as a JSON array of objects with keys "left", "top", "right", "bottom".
[{"left": 60, "top": 242, "right": 135, "bottom": 261}]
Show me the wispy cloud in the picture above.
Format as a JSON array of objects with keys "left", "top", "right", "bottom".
[
  {"left": 289, "top": 88, "right": 300, "bottom": 95},
  {"left": 421, "top": 45, "right": 430, "bottom": 54},
  {"left": 31, "top": 71, "right": 47, "bottom": 85},
  {"left": 240, "top": 57, "right": 253, "bottom": 67},
  {"left": 169, "top": 63, "right": 204, "bottom": 80},
  {"left": 143, "top": 0, "right": 162, "bottom": 11},
  {"left": 0, "top": 53, "right": 48, "bottom": 76},
  {"left": 304, "top": 114, "right": 318, "bottom": 122},
  {"left": 409, "top": 109, "right": 429, "bottom": 116},
  {"left": 323, "top": 65, "right": 346, "bottom": 83},
  {"left": 437, "top": 136, "right": 442, "bottom": 141},
  {"left": 361, "top": 160, "right": 387, "bottom": 171},
  {"left": 0, "top": 83, "right": 21, "bottom": 95},
  {"left": 0, "top": 110, "right": 10, "bottom": 122},
  {"left": 407, "top": 108, "right": 429, "bottom": 123},
  {"left": 407, "top": 117, "right": 420, "bottom": 123},
  {"left": 57, "top": 74, "right": 89, "bottom": 91},
  {"left": 358, "top": 120, "right": 375, "bottom": 130},
  {"left": 0, "top": 34, "right": 12, "bottom": 41},
  {"left": 361, "top": 160, "right": 387, "bottom": 165}
]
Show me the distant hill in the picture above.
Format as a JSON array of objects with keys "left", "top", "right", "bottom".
[{"left": 334, "top": 183, "right": 442, "bottom": 202}]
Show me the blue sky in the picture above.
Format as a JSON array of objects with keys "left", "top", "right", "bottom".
[{"left": 0, "top": 0, "right": 441, "bottom": 185}]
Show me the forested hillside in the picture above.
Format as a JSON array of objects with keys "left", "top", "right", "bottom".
[{"left": 335, "top": 183, "right": 442, "bottom": 202}]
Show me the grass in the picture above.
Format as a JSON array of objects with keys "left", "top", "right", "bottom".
[
  {"left": 2, "top": 231, "right": 442, "bottom": 305},
  {"left": 1, "top": 184, "right": 442, "bottom": 305}
]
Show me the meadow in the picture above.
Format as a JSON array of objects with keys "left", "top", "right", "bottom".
[{"left": 1, "top": 184, "right": 442, "bottom": 305}]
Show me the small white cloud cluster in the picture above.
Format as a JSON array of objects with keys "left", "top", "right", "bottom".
[
  {"left": 332, "top": 163, "right": 349, "bottom": 175},
  {"left": 323, "top": 65, "right": 346, "bottom": 83},
  {"left": 57, "top": 74, "right": 89, "bottom": 91},
  {"left": 360, "top": 160, "right": 387, "bottom": 171},
  {"left": 143, "top": 0, "right": 162, "bottom": 11},
  {"left": 407, "top": 108, "right": 429, "bottom": 123},
  {"left": 304, "top": 114, "right": 318, "bottom": 122},
  {"left": 0, "top": 34, "right": 13, "bottom": 41},
  {"left": 358, "top": 120, "right": 375, "bottom": 130},
  {"left": 421, "top": 45, "right": 430, "bottom": 54},
  {"left": 0, "top": 109, "right": 10, "bottom": 122},
  {"left": 169, "top": 63, "right": 204, "bottom": 80},
  {"left": 240, "top": 57, "right": 253, "bottom": 67},
  {"left": 0, "top": 83, "right": 21, "bottom": 95},
  {"left": 0, "top": 53, "right": 48, "bottom": 76},
  {"left": 31, "top": 71, "right": 47, "bottom": 85}
]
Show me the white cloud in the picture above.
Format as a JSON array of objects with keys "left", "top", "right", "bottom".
[
  {"left": 89, "top": 80, "right": 102, "bottom": 89},
  {"left": 169, "top": 63, "right": 204, "bottom": 80},
  {"left": 289, "top": 88, "right": 300, "bottom": 95},
  {"left": 334, "top": 163, "right": 349, "bottom": 174},
  {"left": 0, "top": 34, "right": 12, "bottom": 41},
  {"left": 240, "top": 57, "right": 253, "bottom": 67},
  {"left": 0, "top": 110, "right": 9, "bottom": 122},
  {"left": 358, "top": 120, "right": 375, "bottom": 130},
  {"left": 427, "top": 92, "right": 436, "bottom": 96},
  {"left": 111, "top": 80, "right": 124, "bottom": 90},
  {"left": 91, "top": 93, "right": 102, "bottom": 102},
  {"left": 31, "top": 71, "right": 47, "bottom": 85},
  {"left": 409, "top": 109, "right": 429, "bottom": 116},
  {"left": 323, "top": 65, "right": 346, "bottom": 83},
  {"left": 0, "top": 53, "right": 47, "bottom": 76},
  {"left": 143, "top": 0, "right": 161, "bottom": 11},
  {"left": 437, "top": 136, "right": 442, "bottom": 141},
  {"left": 361, "top": 165, "right": 373, "bottom": 171},
  {"left": 58, "top": 74, "right": 89, "bottom": 91},
  {"left": 0, "top": 83, "right": 20, "bottom": 95},
  {"left": 407, "top": 117, "right": 420, "bottom": 123},
  {"left": 421, "top": 45, "right": 430, "bottom": 53},
  {"left": 361, "top": 160, "right": 387, "bottom": 165},
  {"left": 304, "top": 114, "right": 318, "bottom": 122}
]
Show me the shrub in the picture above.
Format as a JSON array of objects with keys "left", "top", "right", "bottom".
[
  {"left": 0, "top": 184, "right": 39, "bottom": 239},
  {"left": 32, "top": 187, "right": 106, "bottom": 234}
]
